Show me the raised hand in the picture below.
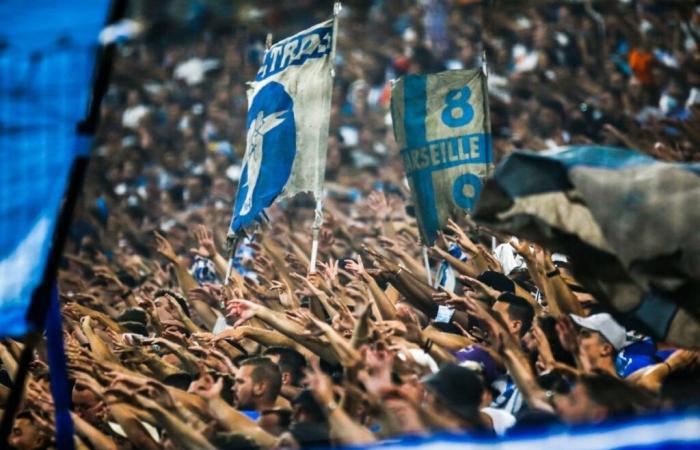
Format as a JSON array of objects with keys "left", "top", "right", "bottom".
[
  {"left": 457, "top": 274, "right": 500, "bottom": 302},
  {"left": 445, "top": 218, "right": 479, "bottom": 254},
  {"left": 189, "top": 224, "right": 218, "bottom": 259},
  {"left": 555, "top": 315, "right": 579, "bottom": 357},
  {"left": 73, "top": 373, "right": 105, "bottom": 398},
  {"left": 318, "top": 258, "right": 340, "bottom": 284},
  {"left": 344, "top": 257, "right": 366, "bottom": 279},
  {"left": 188, "top": 286, "right": 217, "bottom": 305},
  {"left": 285, "top": 310, "right": 325, "bottom": 337},
  {"left": 154, "top": 231, "right": 179, "bottom": 263},
  {"left": 532, "top": 324, "right": 555, "bottom": 372},
  {"left": 137, "top": 380, "right": 176, "bottom": 410},
  {"left": 367, "top": 190, "right": 391, "bottom": 221},
  {"left": 284, "top": 252, "right": 306, "bottom": 273},
  {"left": 92, "top": 265, "right": 127, "bottom": 293},
  {"left": 431, "top": 286, "right": 458, "bottom": 305},
  {"left": 509, "top": 238, "right": 534, "bottom": 261},
  {"left": 290, "top": 272, "right": 327, "bottom": 299},
  {"left": 303, "top": 358, "right": 335, "bottom": 407},
  {"left": 377, "top": 236, "right": 408, "bottom": 258},
  {"left": 225, "top": 299, "right": 261, "bottom": 327},
  {"left": 190, "top": 374, "right": 224, "bottom": 400},
  {"left": 459, "top": 293, "right": 490, "bottom": 321},
  {"left": 395, "top": 306, "right": 423, "bottom": 345}
]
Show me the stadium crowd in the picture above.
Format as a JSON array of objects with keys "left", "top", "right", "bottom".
[{"left": 3, "top": 0, "right": 700, "bottom": 449}]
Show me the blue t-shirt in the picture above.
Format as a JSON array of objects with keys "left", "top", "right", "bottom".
[{"left": 617, "top": 336, "right": 672, "bottom": 377}]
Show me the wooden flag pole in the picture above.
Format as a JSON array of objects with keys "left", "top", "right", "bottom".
[
  {"left": 224, "top": 231, "right": 242, "bottom": 286},
  {"left": 308, "top": 1, "right": 341, "bottom": 274},
  {"left": 309, "top": 200, "right": 322, "bottom": 274}
]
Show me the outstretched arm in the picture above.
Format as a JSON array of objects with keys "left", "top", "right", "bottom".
[{"left": 227, "top": 299, "right": 340, "bottom": 364}]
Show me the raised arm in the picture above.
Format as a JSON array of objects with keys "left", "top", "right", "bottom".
[
  {"left": 305, "top": 359, "right": 377, "bottom": 446},
  {"left": 227, "top": 299, "right": 340, "bottom": 364},
  {"left": 154, "top": 231, "right": 198, "bottom": 294}
]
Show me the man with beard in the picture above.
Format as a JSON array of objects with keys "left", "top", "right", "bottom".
[{"left": 233, "top": 357, "right": 283, "bottom": 434}]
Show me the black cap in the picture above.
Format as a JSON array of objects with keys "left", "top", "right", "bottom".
[
  {"left": 496, "top": 292, "right": 527, "bottom": 305},
  {"left": 423, "top": 363, "right": 483, "bottom": 423},
  {"left": 292, "top": 389, "right": 325, "bottom": 423},
  {"left": 120, "top": 321, "right": 148, "bottom": 336},
  {"left": 117, "top": 307, "right": 148, "bottom": 325},
  {"left": 476, "top": 271, "right": 515, "bottom": 293}
]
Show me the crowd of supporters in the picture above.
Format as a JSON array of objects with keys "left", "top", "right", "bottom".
[{"left": 3, "top": 1, "right": 700, "bottom": 449}]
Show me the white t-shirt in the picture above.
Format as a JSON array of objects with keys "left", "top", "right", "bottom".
[
  {"left": 482, "top": 407, "right": 516, "bottom": 436},
  {"left": 493, "top": 243, "right": 525, "bottom": 275}
]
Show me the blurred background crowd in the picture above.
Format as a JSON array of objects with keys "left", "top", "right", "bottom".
[{"left": 3, "top": 1, "right": 700, "bottom": 449}]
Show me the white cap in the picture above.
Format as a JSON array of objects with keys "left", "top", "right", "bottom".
[{"left": 570, "top": 313, "right": 627, "bottom": 351}]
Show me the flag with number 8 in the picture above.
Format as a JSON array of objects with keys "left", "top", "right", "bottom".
[{"left": 391, "top": 68, "right": 493, "bottom": 245}]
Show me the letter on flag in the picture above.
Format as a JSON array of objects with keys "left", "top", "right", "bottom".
[
  {"left": 230, "top": 19, "right": 335, "bottom": 234},
  {"left": 391, "top": 69, "right": 493, "bottom": 245}
]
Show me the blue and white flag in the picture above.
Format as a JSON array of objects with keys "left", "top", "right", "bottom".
[
  {"left": 0, "top": 0, "right": 110, "bottom": 337},
  {"left": 230, "top": 18, "right": 335, "bottom": 234},
  {"left": 473, "top": 146, "right": 700, "bottom": 349},
  {"left": 391, "top": 69, "right": 492, "bottom": 245}
]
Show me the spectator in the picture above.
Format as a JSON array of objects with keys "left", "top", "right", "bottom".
[{"left": 3, "top": 1, "right": 700, "bottom": 449}]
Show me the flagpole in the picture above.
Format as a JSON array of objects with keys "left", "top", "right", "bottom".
[
  {"left": 422, "top": 246, "right": 433, "bottom": 285},
  {"left": 308, "top": 1, "right": 341, "bottom": 274},
  {"left": 309, "top": 199, "right": 322, "bottom": 274}
]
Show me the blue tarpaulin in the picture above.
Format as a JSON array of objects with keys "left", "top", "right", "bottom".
[{"left": 0, "top": 0, "right": 110, "bottom": 337}]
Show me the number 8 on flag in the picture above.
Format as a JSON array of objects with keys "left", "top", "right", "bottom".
[
  {"left": 391, "top": 69, "right": 493, "bottom": 245},
  {"left": 441, "top": 86, "right": 474, "bottom": 127}
]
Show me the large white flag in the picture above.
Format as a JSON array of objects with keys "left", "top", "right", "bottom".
[{"left": 230, "top": 18, "right": 335, "bottom": 233}]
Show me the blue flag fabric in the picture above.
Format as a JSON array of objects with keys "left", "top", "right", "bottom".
[
  {"left": 355, "top": 412, "right": 700, "bottom": 449},
  {"left": 473, "top": 146, "right": 700, "bottom": 348},
  {"left": 230, "top": 19, "right": 335, "bottom": 234},
  {"left": 391, "top": 69, "right": 493, "bottom": 245},
  {"left": 0, "top": 0, "right": 110, "bottom": 337}
]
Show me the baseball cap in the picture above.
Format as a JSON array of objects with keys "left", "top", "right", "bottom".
[
  {"left": 453, "top": 345, "right": 500, "bottom": 385},
  {"left": 422, "top": 363, "right": 483, "bottom": 423},
  {"left": 477, "top": 271, "right": 515, "bottom": 293},
  {"left": 570, "top": 313, "right": 626, "bottom": 351},
  {"left": 117, "top": 307, "right": 148, "bottom": 325}
]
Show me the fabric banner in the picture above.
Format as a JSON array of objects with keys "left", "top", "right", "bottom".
[
  {"left": 356, "top": 412, "right": 700, "bottom": 449},
  {"left": 391, "top": 68, "right": 493, "bottom": 245},
  {"left": 472, "top": 146, "right": 700, "bottom": 348},
  {"left": 230, "top": 18, "right": 335, "bottom": 233},
  {"left": 0, "top": 0, "right": 110, "bottom": 337}
]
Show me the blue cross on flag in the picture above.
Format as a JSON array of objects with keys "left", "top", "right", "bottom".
[
  {"left": 230, "top": 19, "right": 335, "bottom": 234},
  {"left": 391, "top": 69, "right": 493, "bottom": 245}
]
